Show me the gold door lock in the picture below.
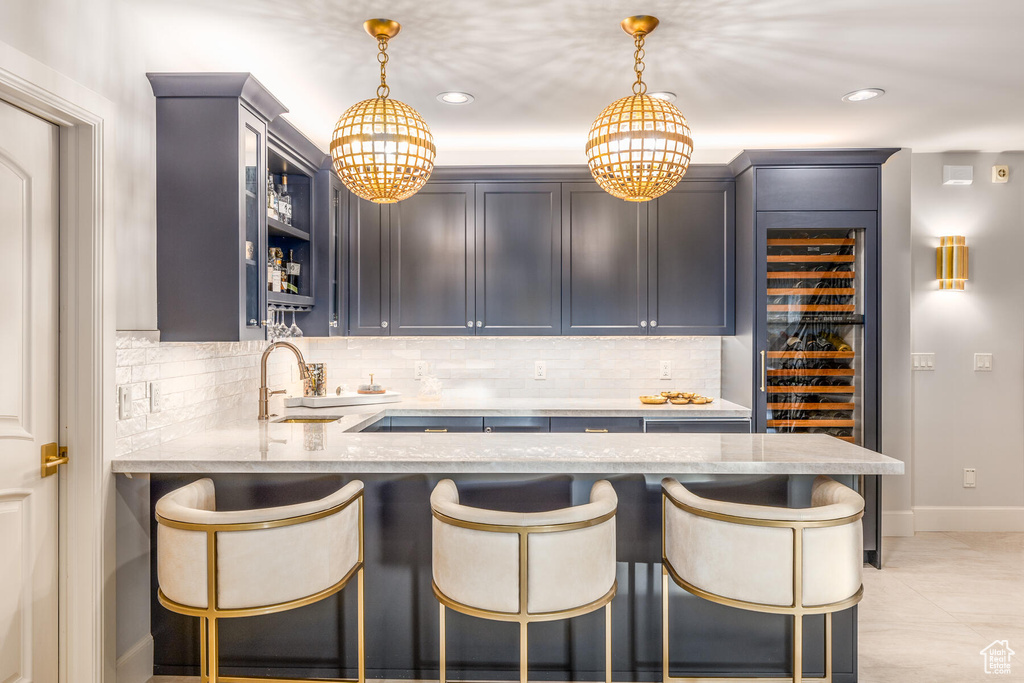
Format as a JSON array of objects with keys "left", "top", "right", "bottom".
[{"left": 41, "top": 442, "right": 69, "bottom": 478}]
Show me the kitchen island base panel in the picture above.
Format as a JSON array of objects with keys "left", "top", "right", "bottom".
[{"left": 149, "top": 474, "right": 858, "bottom": 682}]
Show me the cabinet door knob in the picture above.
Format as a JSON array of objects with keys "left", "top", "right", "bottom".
[
  {"left": 467, "top": 320, "right": 474, "bottom": 328},
  {"left": 650, "top": 320, "right": 658, "bottom": 327},
  {"left": 381, "top": 320, "right": 389, "bottom": 328},
  {"left": 640, "top": 320, "right": 648, "bottom": 328},
  {"left": 476, "top": 320, "right": 483, "bottom": 327}
]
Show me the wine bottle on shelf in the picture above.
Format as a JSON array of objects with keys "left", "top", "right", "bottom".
[
  {"left": 278, "top": 174, "right": 292, "bottom": 226},
  {"left": 285, "top": 249, "right": 300, "bottom": 295},
  {"left": 267, "top": 172, "right": 280, "bottom": 220},
  {"left": 268, "top": 248, "right": 283, "bottom": 293}
]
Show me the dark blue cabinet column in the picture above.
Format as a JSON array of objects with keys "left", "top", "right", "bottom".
[{"left": 475, "top": 183, "right": 561, "bottom": 335}]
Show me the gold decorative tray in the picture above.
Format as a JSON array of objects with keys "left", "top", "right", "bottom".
[{"left": 639, "top": 395, "right": 669, "bottom": 405}]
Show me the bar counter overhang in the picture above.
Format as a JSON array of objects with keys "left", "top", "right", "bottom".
[{"left": 115, "top": 419, "right": 902, "bottom": 682}]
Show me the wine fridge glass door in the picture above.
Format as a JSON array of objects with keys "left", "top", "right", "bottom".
[{"left": 764, "top": 227, "right": 865, "bottom": 445}]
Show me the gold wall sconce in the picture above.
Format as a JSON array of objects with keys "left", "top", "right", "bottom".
[{"left": 937, "top": 236, "right": 968, "bottom": 290}]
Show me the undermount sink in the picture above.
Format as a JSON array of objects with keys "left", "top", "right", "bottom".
[{"left": 273, "top": 416, "right": 342, "bottom": 424}]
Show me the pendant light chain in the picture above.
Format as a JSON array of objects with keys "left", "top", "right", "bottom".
[
  {"left": 632, "top": 31, "right": 647, "bottom": 95},
  {"left": 377, "top": 35, "right": 390, "bottom": 99}
]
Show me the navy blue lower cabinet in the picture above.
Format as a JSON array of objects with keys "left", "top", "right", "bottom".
[
  {"left": 644, "top": 419, "right": 751, "bottom": 433},
  {"left": 549, "top": 417, "right": 644, "bottom": 433},
  {"left": 483, "top": 417, "right": 550, "bottom": 432},
  {"left": 388, "top": 416, "right": 483, "bottom": 432}
]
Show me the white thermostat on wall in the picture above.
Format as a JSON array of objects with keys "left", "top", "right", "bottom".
[
  {"left": 942, "top": 165, "right": 973, "bottom": 185},
  {"left": 992, "top": 165, "right": 1009, "bottom": 183}
]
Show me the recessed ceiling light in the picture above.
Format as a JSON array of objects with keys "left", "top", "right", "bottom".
[
  {"left": 648, "top": 91, "right": 677, "bottom": 102},
  {"left": 437, "top": 91, "right": 474, "bottom": 105},
  {"left": 841, "top": 88, "right": 885, "bottom": 103}
]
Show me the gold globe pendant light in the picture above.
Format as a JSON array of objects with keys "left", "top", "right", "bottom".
[
  {"left": 586, "top": 16, "right": 693, "bottom": 202},
  {"left": 331, "top": 19, "right": 436, "bottom": 204}
]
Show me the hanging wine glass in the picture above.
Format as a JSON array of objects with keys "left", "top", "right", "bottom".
[{"left": 289, "top": 309, "right": 302, "bottom": 338}]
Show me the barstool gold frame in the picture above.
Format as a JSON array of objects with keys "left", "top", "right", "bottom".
[
  {"left": 156, "top": 490, "right": 365, "bottom": 683},
  {"left": 661, "top": 486, "right": 863, "bottom": 683},
  {"left": 432, "top": 508, "right": 617, "bottom": 683}
]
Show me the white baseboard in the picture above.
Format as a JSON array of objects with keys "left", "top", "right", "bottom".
[
  {"left": 116, "top": 634, "right": 153, "bottom": 683},
  {"left": 882, "top": 509, "right": 915, "bottom": 537},
  {"left": 913, "top": 506, "right": 1024, "bottom": 532}
]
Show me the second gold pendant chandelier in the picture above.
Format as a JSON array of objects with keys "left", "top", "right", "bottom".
[{"left": 586, "top": 16, "right": 693, "bottom": 202}]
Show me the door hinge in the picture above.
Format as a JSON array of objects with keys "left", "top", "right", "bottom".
[{"left": 41, "top": 442, "right": 69, "bottom": 478}]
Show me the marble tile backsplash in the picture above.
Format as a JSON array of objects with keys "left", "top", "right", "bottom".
[
  {"left": 115, "top": 332, "right": 720, "bottom": 455},
  {"left": 114, "top": 331, "right": 295, "bottom": 456},
  {"left": 302, "top": 336, "right": 720, "bottom": 401}
]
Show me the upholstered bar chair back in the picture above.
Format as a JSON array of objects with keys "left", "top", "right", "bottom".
[
  {"left": 431, "top": 478, "right": 617, "bottom": 617},
  {"left": 155, "top": 477, "right": 366, "bottom": 683},
  {"left": 431, "top": 479, "right": 618, "bottom": 683},
  {"left": 156, "top": 478, "right": 364, "bottom": 612},
  {"left": 662, "top": 475, "right": 863, "bottom": 610},
  {"left": 660, "top": 475, "right": 864, "bottom": 683}
]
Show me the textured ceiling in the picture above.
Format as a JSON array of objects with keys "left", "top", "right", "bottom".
[{"left": 133, "top": 0, "right": 1024, "bottom": 164}]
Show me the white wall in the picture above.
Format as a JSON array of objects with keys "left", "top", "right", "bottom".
[
  {"left": 910, "top": 152, "right": 1024, "bottom": 530},
  {"left": 1, "top": 0, "right": 158, "bottom": 331}
]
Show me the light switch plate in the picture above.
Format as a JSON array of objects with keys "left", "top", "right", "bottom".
[
  {"left": 974, "top": 353, "right": 993, "bottom": 371},
  {"left": 149, "top": 382, "right": 162, "bottom": 413},
  {"left": 911, "top": 353, "right": 935, "bottom": 371},
  {"left": 963, "top": 468, "right": 977, "bottom": 488},
  {"left": 118, "top": 386, "right": 132, "bottom": 420}
]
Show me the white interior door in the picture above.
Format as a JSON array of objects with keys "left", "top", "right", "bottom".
[{"left": 0, "top": 98, "right": 60, "bottom": 682}]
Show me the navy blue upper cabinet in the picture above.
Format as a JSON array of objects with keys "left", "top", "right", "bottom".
[
  {"left": 348, "top": 197, "right": 391, "bottom": 335},
  {"left": 475, "top": 183, "right": 561, "bottom": 335},
  {"left": 389, "top": 184, "right": 476, "bottom": 335},
  {"left": 648, "top": 182, "right": 735, "bottom": 335},
  {"left": 561, "top": 183, "right": 649, "bottom": 335}
]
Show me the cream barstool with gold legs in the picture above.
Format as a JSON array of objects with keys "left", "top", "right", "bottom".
[
  {"left": 661, "top": 476, "right": 864, "bottom": 683},
  {"left": 431, "top": 479, "right": 618, "bottom": 683},
  {"left": 156, "top": 478, "right": 365, "bottom": 683}
]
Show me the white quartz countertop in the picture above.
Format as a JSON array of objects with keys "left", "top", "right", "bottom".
[{"left": 111, "top": 396, "right": 902, "bottom": 475}]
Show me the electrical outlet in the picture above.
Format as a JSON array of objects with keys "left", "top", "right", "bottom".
[
  {"left": 118, "top": 386, "right": 132, "bottom": 420},
  {"left": 414, "top": 361, "right": 429, "bottom": 379},
  {"left": 534, "top": 361, "right": 547, "bottom": 380},
  {"left": 149, "top": 382, "right": 162, "bottom": 413},
  {"left": 993, "top": 165, "right": 1009, "bottom": 183},
  {"left": 974, "top": 353, "right": 993, "bottom": 371},
  {"left": 963, "top": 468, "right": 977, "bottom": 488},
  {"left": 659, "top": 361, "right": 672, "bottom": 380},
  {"left": 911, "top": 353, "right": 935, "bottom": 371}
]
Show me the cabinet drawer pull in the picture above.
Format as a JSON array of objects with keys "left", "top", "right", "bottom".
[
  {"left": 585, "top": 428, "right": 609, "bottom": 433},
  {"left": 425, "top": 428, "right": 448, "bottom": 433}
]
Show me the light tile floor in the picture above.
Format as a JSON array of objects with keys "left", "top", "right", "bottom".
[{"left": 152, "top": 532, "right": 1024, "bottom": 683}]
